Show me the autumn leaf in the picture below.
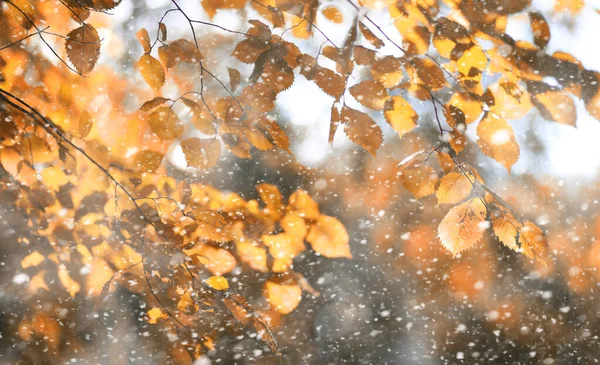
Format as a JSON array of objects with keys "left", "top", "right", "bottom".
[
  {"left": 322, "top": 6, "right": 343, "bottom": 23},
  {"left": 77, "top": 110, "right": 93, "bottom": 138},
  {"left": 438, "top": 197, "right": 487, "bottom": 256},
  {"left": 288, "top": 189, "right": 320, "bottom": 220},
  {"left": 436, "top": 172, "right": 474, "bottom": 205},
  {"left": 306, "top": 215, "right": 351, "bottom": 258},
  {"left": 264, "top": 281, "right": 302, "bottom": 314},
  {"left": 136, "top": 28, "right": 151, "bottom": 53},
  {"left": 147, "top": 107, "right": 183, "bottom": 141},
  {"left": 180, "top": 138, "right": 221, "bottom": 169},
  {"left": 341, "top": 106, "right": 383, "bottom": 155},
  {"left": 491, "top": 208, "right": 522, "bottom": 251},
  {"left": 313, "top": 67, "right": 346, "bottom": 99},
  {"left": 138, "top": 54, "right": 165, "bottom": 90},
  {"left": 359, "top": 22, "right": 384, "bottom": 49},
  {"left": 413, "top": 57, "right": 446, "bottom": 91},
  {"left": 384, "top": 95, "right": 418, "bottom": 138},
  {"left": 349, "top": 80, "right": 388, "bottom": 110},
  {"left": 529, "top": 12, "right": 550, "bottom": 49},
  {"left": 147, "top": 308, "right": 168, "bottom": 324},
  {"left": 205, "top": 275, "right": 229, "bottom": 291},
  {"left": 518, "top": 221, "right": 549, "bottom": 266},
  {"left": 398, "top": 161, "right": 438, "bottom": 198},
  {"left": 477, "top": 115, "right": 520, "bottom": 173},
  {"left": 533, "top": 91, "right": 577, "bottom": 127},
  {"left": 65, "top": 24, "right": 101, "bottom": 75}
]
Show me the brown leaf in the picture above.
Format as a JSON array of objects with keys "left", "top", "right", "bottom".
[
  {"left": 444, "top": 92, "right": 482, "bottom": 127},
  {"left": 491, "top": 208, "right": 522, "bottom": 251},
  {"left": 384, "top": 95, "right": 418, "bottom": 138},
  {"left": 436, "top": 172, "right": 474, "bottom": 205},
  {"left": 132, "top": 150, "right": 164, "bottom": 173},
  {"left": 136, "top": 28, "right": 151, "bottom": 53},
  {"left": 138, "top": 54, "right": 165, "bottom": 90},
  {"left": 307, "top": 215, "right": 351, "bottom": 258},
  {"left": 313, "top": 67, "right": 346, "bottom": 99},
  {"left": 476, "top": 115, "right": 520, "bottom": 173},
  {"left": 65, "top": 24, "right": 101, "bottom": 75},
  {"left": 341, "top": 106, "right": 383, "bottom": 155},
  {"left": 353, "top": 46, "right": 377, "bottom": 66},
  {"left": 241, "top": 83, "right": 275, "bottom": 113},
  {"left": 243, "top": 127, "right": 274, "bottom": 151},
  {"left": 436, "top": 151, "right": 455, "bottom": 173},
  {"left": 529, "top": 12, "right": 550, "bottom": 49},
  {"left": 147, "top": 107, "right": 183, "bottom": 141},
  {"left": 518, "top": 221, "right": 549, "bottom": 265},
  {"left": 413, "top": 58, "right": 446, "bottom": 91},
  {"left": 228, "top": 67, "right": 241, "bottom": 91},
  {"left": 438, "top": 197, "right": 487, "bottom": 255},
  {"left": 159, "top": 22, "right": 167, "bottom": 41},
  {"left": 349, "top": 80, "right": 388, "bottom": 110},
  {"left": 158, "top": 39, "right": 202, "bottom": 69},
  {"left": 371, "top": 56, "right": 404, "bottom": 88},
  {"left": 359, "top": 21, "right": 384, "bottom": 48},
  {"left": 180, "top": 138, "right": 221, "bottom": 169},
  {"left": 140, "top": 97, "right": 171, "bottom": 112}
]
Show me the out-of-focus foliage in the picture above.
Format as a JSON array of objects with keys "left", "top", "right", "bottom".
[{"left": 0, "top": 0, "right": 598, "bottom": 363}]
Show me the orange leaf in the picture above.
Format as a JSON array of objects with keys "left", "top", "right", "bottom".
[
  {"left": 180, "top": 138, "right": 221, "bottom": 169},
  {"left": 518, "top": 221, "right": 549, "bottom": 266},
  {"left": 384, "top": 95, "right": 418, "bottom": 138},
  {"left": 436, "top": 172, "right": 474, "bottom": 205},
  {"left": 264, "top": 281, "right": 302, "bottom": 314},
  {"left": 306, "top": 215, "right": 351, "bottom": 258},
  {"left": 288, "top": 190, "right": 320, "bottom": 220},
  {"left": 491, "top": 208, "right": 522, "bottom": 251},
  {"left": 138, "top": 54, "right": 165, "bottom": 90},
  {"left": 136, "top": 28, "right": 151, "bottom": 53},
  {"left": 437, "top": 197, "right": 487, "bottom": 256},
  {"left": 533, "top": 91, "right": 577, "bottom": 127},
  {"left": 477, "top": 115, "right": 520, "bottom": 173},
  {"left": 349, "top": 80, "right": 388, "bottom": 110},
  {"left": 321, "top": 6, "right": 343, "bottom": 23},
  {"left": 529, "top": 12, "right": 550, "bottom": 48},
  {"left": 205, "top": 275, "right": 229, "bottom": 291},
  {"left": 147, "top": 107, "right": 183, "bottom": 141},
  {"left": 399, "top": 161, "right": 438, "bottom": 198}
]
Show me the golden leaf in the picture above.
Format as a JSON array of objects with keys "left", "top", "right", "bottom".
[
  {"left": 444, "top": 92, "right": 482, "bottom": 127},
  {"left": 147, "top": 107, "right": 183, "bottom": 141},
  {"left": 21, "top": 251, "right": 45, "bottom": 269},
  {"left": 288, "top": 189, "right": 320, "bottom": 219},
  {"left": 306, "top": 215, "right": 351, "bottom": 258},
  {"left": 228, "top": 67, "right": 241, "bottom": 91},
  {"left": 257, "top": 183, "right": 283, "bottom": 217},
  {"left": 281, "top": 213, "right": 307, "bottom": 240},
  {"left": 136, "top": 28, "right": 151, "bottom": 53},
  {"left": 384, "top": 95, "right": 418, "bottom": 138},
  {"left": 241, "top": 83, "right": 275, "bottom": 113},
  {"left": 371, "top": 56, "right": 404, "bottom": 88},
  {"left": 138, "top": 54, "right": 165, "bottom": 90},
  {"left": 205, "top": 275, "right": 229, "bottom": 291},
  {"left": 262, "top": 233, "right": 306, "bottom": 272},
  {"left": 353, "top": 46, "right": 377, "bottom": 66},
  {"left": 341, "top": 106, "right": 383, "bottom": 155},
  {"left": 449, "top": 128, "right": 467, "bottom": 154},
  {"left": 399, "top": 162, "right": 438, "bottom": 198},
  {"left": 436, "top": 172, "right": 474, "bottom": 205},
  {"left": 533, "top": 90, "right": 577, "bottom": 127},
  {"left": 158, "top": 39, "right": 202, "bottom": 69},
  {"left": 236, "top": 241, "right": 268, "bottom": 272},
  {"left": 140, "top": 96, "right": 171, "bottom": 112},
  {"left": 132, "top": 150, "right": 164, "bottom": 173},
  {"left": 438, "top": 198, "right": 487, "bottom": 256},
  {"left": 243, "top": 127, "right": 274, "bottom": 151},
  {"left": 264, "top": 281, "right": 302, "bottom": 314},
  {"left": 78, "top": 110, "right": 93, "bottom": 138},
  {"left": 491, "top": 208, "right": 522, "bottom": 251},
  {"left": 65, "top": 24, "right": 101, "bottom": 75},
  {"left": 322, "top": 6, "right": 343, "bottom": 23},
  {"left": 147, "top": 308, "right": 168, "bottom": 324},
  {"left": 180, "top": 138, "right": 221, "bottom": 169},
  {"left": 349, "top": 80, "right": 388, "bottom": 110},
  {"left": 58, "top": 264, "right": 81, "bottom": 298},
  {"left": 518, "top": 221, "right": 549, "bottom": 266},
  {"left": 436, "top": 151, "right": 455, "bottom": 173},
  {"left": 476, "top": 115, "right": 520, "bottom": 173}
]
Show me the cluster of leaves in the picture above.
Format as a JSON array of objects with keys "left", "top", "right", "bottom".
[{"left": 0, "top": 0, "right": 598, "bottom": 362}]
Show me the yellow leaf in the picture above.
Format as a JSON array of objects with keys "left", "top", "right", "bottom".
[
  {"left": 341, "top": 106, "right": 383, "bottom": 156},
  {"left": 399, "top": 161, "right": 438, "bottom": 198},
  {"left": 264, "top": 281, "right": 302, "bottom": 314},
  {"left": 477, "top": 115, "right": 520, "bottom": 173},
  {"left": 444, "top": 92, "right": 482, "bottom": 127},
  {"left": 306, "top": 215, "right": 351, "bottom": 258},
  {"left": 533, "top": 91, "right": 577, "bottom": 127},
  {"left": 413, "top": 57, "right": 446, "bottom": 90},
  {"left": 180, "top": 138, "right": 221, "bottom": 169},
  {"left": 519, "top": 221, "right": 549, "bottom": 266},
  {"left": 491, "top": 209, "right": 522, "bottom": 251},
  {"left": 78, "top": 110, "right": 93, "bottom": 138},
  {"left": 349, "top": 80, "right": 388, "bottom": 110},
  {"left": 205, "top": 275, "right": 229, "bottom": 291},
  {"left": 436, "top": 172, "right": 473, "bottom": 205},
  {"left": 136, "top": 28, "right": 151, "bottom": 53},
  {"left": 65, "top": 25, "right": 101, "bottom": 75},
  {"left": 132, "top": 150, "right": 164, "bottom": 173},
  {"left": 437, "top": 197, "right": 487, "bottom": 256},
  {"left": 147, "top": 308, "right": 168, "bottom": 324},
  {"left": 138, "top": 54, "right": 165, "bottom": 90},
  {"left": 58, "top": 265, "right": 81, "bottom": 298},
  {"left": 384, "top": 95, "right": 418, "bottom": 138},
  {"left": 262, "top": 232, "right": 306, "bottom": 272},
  {"left": 147, "top": 107, "right": 183, "bottom": 141},
  {"left": 236, "top": 241, "right": 268, "bottom": 272},
  {"left": 21, "top": 251, "right": 45, "bottom": 269},
  {"left": 288, "top": 189, "right": 320, "bottom": 219}
]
